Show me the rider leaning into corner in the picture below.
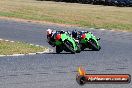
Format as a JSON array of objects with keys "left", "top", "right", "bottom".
[
  {"left": 46, "top": 29, "right": 82, "bottom": 46},
  {"left": 71, "top": 30, "right": 81, "bottom": 43},
  {"left": 46, "top": 29, "right": 66, "bottom": 47},
  {"left": 46, "top": 29, "right": 56, "bottom": 47}
]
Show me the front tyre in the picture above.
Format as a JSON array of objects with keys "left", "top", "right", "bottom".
[
  {"left": 89, "top": 39, "right": 100, "bottom": 51},
  {"left": 64, "top": 40, "right": 76, "bottom": 54}
]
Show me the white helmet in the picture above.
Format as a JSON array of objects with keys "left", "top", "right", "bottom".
[{"left": 46, "top": 29, "right": 52, "bottom": 35}]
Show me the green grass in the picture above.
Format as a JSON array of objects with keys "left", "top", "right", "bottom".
[
  {"left": 0, "top": 0, "right": 132, "bottom": 31},
  {"left": 0, "top": 40, "right": 47, "bottom": 55}
]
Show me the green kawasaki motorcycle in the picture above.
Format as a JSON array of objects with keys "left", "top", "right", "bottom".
[
  {"left": 50, "top": 31, "right": 81, "bottom": 54},
  {"left": 78, "top": 31, "right": 101, "bottom": 51}
]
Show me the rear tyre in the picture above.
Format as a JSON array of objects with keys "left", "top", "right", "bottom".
[
  {"left": 76, "top": 43, "right": 81, "bottom": 53},
  {"left": 80, "top": 44, "right": 85, "bottom": 51},
  {"left": 64, "top": 40, "right": 76, "bottom": 54},
  {"left": 56, "top": 46, "right": 63, "bottom": 53}
]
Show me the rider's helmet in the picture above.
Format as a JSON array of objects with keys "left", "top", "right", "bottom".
[
  {"left": 60, "top": 30, "right": 65, "bottom": 34},
  {"left": 46, "top": 29, "right": 53, "bottom": 37},
  {"left": 72, "top": 30, "right": 77, "bottom": 39},
  {"left": 47, "top": 29, "right": 52, "bottom": 35}
]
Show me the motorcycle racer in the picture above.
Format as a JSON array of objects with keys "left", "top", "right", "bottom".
[
  {"left": 46, "top": 29, "right": 56, "bottom": 47},
  {"left": 46, "top": 29, "right": 67, "bottom": 47},
  {"left": 72, "top": 30, "right": 78, "bottom": 39}
]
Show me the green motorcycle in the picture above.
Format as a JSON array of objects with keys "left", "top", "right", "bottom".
[
  {"left": 78, "top": 31, "right": 101, "bottom": 51},
  {"left": 50, "top": 31, "right": 81, "bottom": 54}
]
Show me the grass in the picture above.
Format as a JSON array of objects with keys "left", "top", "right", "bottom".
[
  {"left": 0, "top": 40, "right": 47, "bottom": 55},
  {"left": 0, "top": 0, "right": 132, "bottom": 31}
]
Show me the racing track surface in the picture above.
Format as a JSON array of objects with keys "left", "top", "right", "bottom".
[{"left": 0, "top": 20, "right": 132, "bottom": 88}]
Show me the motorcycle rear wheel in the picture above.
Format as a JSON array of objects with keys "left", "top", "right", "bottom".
[
  {"left": 80, "top": 44, "right": 85, "bottom": 51},
  {"left": 76, "top": 43, "right": 81, "bottom": 53},
  {"left": 56, "top": 45, "right": 63, "bottom": 53}
]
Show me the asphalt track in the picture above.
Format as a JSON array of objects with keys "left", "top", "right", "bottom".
[{"left": 0, "top": 19, "right": 132, "bottom": 88}]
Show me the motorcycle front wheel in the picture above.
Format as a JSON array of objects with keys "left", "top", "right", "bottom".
[
  {"left": 64, "top": 40, "right": 76, "bottom": 54},
  {"left": 89, "top": 39, "right": 101, "bottom": 51}
]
